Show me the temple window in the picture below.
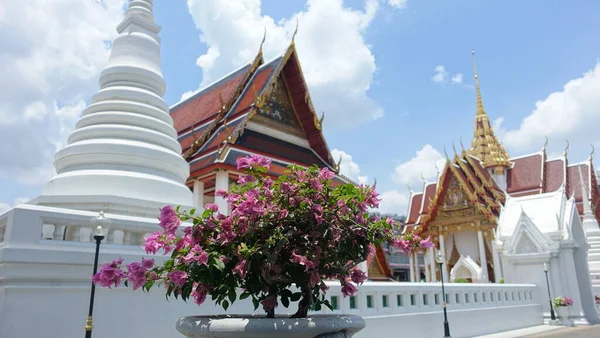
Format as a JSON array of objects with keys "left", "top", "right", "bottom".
[
  {"left": 382, "top": 295, "right": 389, "bottom": 308},
  {"left": 366, "top": 295, "right": 374, "bottom": 308},
  {"left": 434, "top": 294, "right": 440, "bottom": 305},
  {"left": 396, "top": 294, "right": 404, "bottom": 307},
  {"left": 349, "top": 296, "right": 357, "bottom": 309},
  {"left": 410, "top": 294, "right": 416, "bottom": 306},
  {"left": 422, "top": 294, "right": 429, "bottom": 306}
]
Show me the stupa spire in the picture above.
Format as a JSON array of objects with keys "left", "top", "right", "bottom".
[
  {"left": 468, "top": 50, "right": 511, "bottom": 175},
  {"left": 36, "top": 0, "right": 193, "bottom": 215}
]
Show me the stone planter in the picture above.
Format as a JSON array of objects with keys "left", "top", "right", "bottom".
[
  {"left": 555, "top": 306, "right": 574, "bottom": 326},
  {"left": 176, "top": 314, "right": 365, "bottom": 338}
]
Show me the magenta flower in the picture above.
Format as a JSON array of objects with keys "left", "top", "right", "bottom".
[
  {"left": 232, "top": 260, "right": 247, "bottom": 279},
  {"left": 236, "top": 157, "right": 253, "bottom": 170},
  {"left": 158, "top": 205, "right": 180, "bottom": 235},
  {"left": 341, "top": 282, "right": 358, "bottom": 297},
  {"left": 142, "top": 258, "right": 154, "bottom": 269},
  {"left": 92, "top": 258, "right": 126, "bottom": 288},
  {"left": 215, "top": 189, "right": 228, "bottom": 197},
  {"left": 205, "top": 203, "right": 219, "bottom": 212},
  {"left": 290, "top": 251, "right": 315, "bottom": 271},
  {"left": 126, "top": 261, "right": 147, "bottom": 290},
  {"left": 183, "top": 245, "right": 209, "bottom": 265},
  {"left": 191, "top": 283, "right": 208, "bottom": 305},
  {"left": 260, "top": 295, "right": 278, "bottom": 312},
  {"left": 350, "top": 269, "right": 368, "bottom": 285},
  {"left": 167, "top": 270, "right": 188, "bottom": 287},
  {"left": 420, "top": 236, "right": 434, "bottom": 249},
  {"left": 317, "top": 167, "right": 335, "bottom": 180}
]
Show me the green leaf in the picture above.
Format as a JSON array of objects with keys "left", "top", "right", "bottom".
[
  {"left": 228, "top": 289, "right": 236, "bottom": 303},
  {"left": 240, "top": 292, "right": 251, "bottom": 300},
  {"left": 252, "top": 297, "right": 260, "bottom": 310},
  {"left": 322, "top": 300, "right": 333, "bottom": 311},
  {"left": 213, "top": 257, "right": 225, "bottom": 271},
  {"left": 281, "top": 295, "right": 290, "bottom": 308},
  {"left": 202, "top": 209, "right": 213, "bottom": 218},
  {"left": 222, "top": 300, "right": 229, "bottom": 311},
  {"left": 144, "top": 280, "right": 155, "bottom": 292},
  {"left": 290, "top": 292, "right": 302, "bottom": 302},
  {"left": 190, "top": 208, "right": 196, "bottom": 215}
]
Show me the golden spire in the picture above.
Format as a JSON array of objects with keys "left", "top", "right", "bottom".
[
  {"left": 472, "top": 50, "right": 485, "bottom": 116},
  {"left": 468, "top": 50, "right": 511, "bottom": 174}
]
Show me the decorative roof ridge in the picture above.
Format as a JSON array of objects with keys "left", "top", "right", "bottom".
[
  {"left": 187, "top": 112, "right": 249, "bottom": 159},
  {"left": 545, "top": 157, "right": 566, "bottom": 162},
  {"left": 509, "top": 149, "right": 544, "bottom": 161},
  {"left": 455, "top": 154, "right": 499, "bottom": 206},
  {"left": 567, "top": 160, "right": 593, "bottom": 167}
]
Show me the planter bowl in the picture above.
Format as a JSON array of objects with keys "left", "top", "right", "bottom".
[
  {"left": 555, "top": 307, "right": 574, "bottom": 327},
  {"left": 176, "top": 314, "right": 366, "bottom": 338}
]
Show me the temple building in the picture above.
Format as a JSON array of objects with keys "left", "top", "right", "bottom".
[{"left": 169, "top": 34, "right": 394, "bottom": 281}]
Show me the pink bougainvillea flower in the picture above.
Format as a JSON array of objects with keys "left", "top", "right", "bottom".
[
  {"left": 167, "top": 270, "right": 188, "bottom": 287},
  {"left": 232, "top": 260, "right": 247, "bottom": 279},
  {"left": 350, "top": 269, "right": 368, "bottom": 285},
  {"left": 420, "top": 236, "right": 434, "bottom": 249},
  {"left": 341, "top": 282, "right": 358, "bottom": 297},
  {"left": 126, "top": 261, "right": 147, "bottom": 290},
  {"left": 260, "top": 295, "right": 278, "bottom": 312},
  {"left": 92, "top": 258, "right": 126, "bottom": 288},
  {"left": 204, "top": 203, "right": 219, "bottom": 212},
  {"left": 236, "top": 157, "right": 253, "bottom": 170},
  {"left": 158, "top": 205, "right": 180, "bottom": 235}
]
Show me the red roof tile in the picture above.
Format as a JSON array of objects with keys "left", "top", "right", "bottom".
[
  {"left": 421, "top": 183, "right": 437, "bottom": 214},
  {"left": 507, "top": 154, "right": 543, "bottom": 194},
  {"left": 544, "top": 159, "right": 565, "bottom": 192},
  {"left": 406, "top": 193, "right": 423, "bottom": 224},
  {"left": 171, "top": 65, "right": 251, "bottom": 133}
]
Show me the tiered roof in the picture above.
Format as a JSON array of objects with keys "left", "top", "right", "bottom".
[{"left": 170, "top": 38, "right": 351, "bottom": 185}]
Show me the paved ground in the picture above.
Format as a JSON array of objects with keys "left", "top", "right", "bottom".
[{"left": 523, "top": 325, "right": 600, "bottom": 337}]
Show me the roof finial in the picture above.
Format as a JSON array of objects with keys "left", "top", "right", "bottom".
[
  {"left": 434, "top": 162, "right": 441, "bottom": 178},
  {"left": 590, "top": 144, "right": 595, "bottom": 161},
  {"left": 471, "top": 49, "right": 486, "bottom": 117},
  {"left": 460, "top": 137, "right": 466, "bottom": 152},
  {"left": 407, "top": 182, "right": 413, "bottom": 193},
  {"left": 564, "top": 139, "right": 570, "bottom": 155},
  {"left": 421, "top": 172, "right": 427, "bottom": 184},
  {"left": 336, "top": 154, "right": 342, "bottom": 171},
  {"left": 543, "top": 135, "right": 548, "bottom": 151},
  {"left": 373, "top": 178, "right": 377, "bottom": 189},
  {"left": 443, "top": 146, "right": 450, "bottom": 160},
  {"left": 259, "top": 26, "right": 267, "bottom": 55},
  {"left": 291, "top": 17, "right": 299, "bottom": 44},
  {"left": 452, "top": 142, "right": 458, "bottom": 156}
]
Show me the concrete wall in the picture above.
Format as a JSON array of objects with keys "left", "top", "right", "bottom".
[{"left": 0, "top": 205, "right": 544, "bottom": 338}]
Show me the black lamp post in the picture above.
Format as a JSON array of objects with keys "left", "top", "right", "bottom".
[
  {"left": 436, "top": 251, "right": 451, "bottom": 338},
  {"left": 543, "top": 262, "right": 557, "bottom": 321},
  {"left": 85, "top": 211, "right": 112, "bottom": 338}
]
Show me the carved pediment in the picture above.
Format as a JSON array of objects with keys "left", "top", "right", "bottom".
[
  {"left": 505, "top": 210, "right": 557, "bottom": 255},
  {"left": 450, "top": 255, "right": 482, "bottom": 282},
  {"left": 441, "top": 177, "right": 469, "bottom": 211},
  {"left": 257, "top": 75, "right": 302, "bottom": 131}
]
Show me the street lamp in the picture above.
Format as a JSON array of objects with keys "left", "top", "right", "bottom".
[
  {"left": 85, "top": 211, "right": 112, "bottom": 338},
  {"left": 436, "top": 251, "right": 451, "bottom": 338},
  {"left": 543, "top": 262, "right": 557, "bottom": 322}
]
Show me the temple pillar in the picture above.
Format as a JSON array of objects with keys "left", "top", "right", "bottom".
[
  {"left": 429, "top": 247, "right": 437, "bottom": 282},
  {"left": 414, "top": 251, "right": 421, "bottom": 282},
  {"left": 424, "top": 250, "right": 431, "bottom": 282},
  {"left": 409, "top": 252, "right": 415, "bottom": 282},
  {"left": 192, "top": 180, "right": 204, "bottom": 209},
  {"left": 439, "top": 234, "right": 449, "bottom": 282},
  {"left": 477, "top": 230, "right": 489, "bottom": 282},
  {"left": 491, "top": 238, "right": 502, "bottom": 282},
  {"left": 214, "top": 170, "right": 229, "bottom": 215}
]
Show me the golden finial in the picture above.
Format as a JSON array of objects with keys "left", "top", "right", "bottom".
[
  {"left": 218, "top": 92, "right": 225, "bottom": 111},
  {"left": 460, "top": 137, "right": 466, "bottom": 152},
  {"left": 259, "top": 26, "right": 266, "bottom": 55},
  {"left": 434, "top": 162, "right": 441, "bottom": 178},
  {"left": 318, "top": 112, "right": 325, "bottom": 129},
  {"left": 336, "top": 154, "right": 342, "bottom": 171},
  {"left": 252, "top": 85, "right": 265, "bottom": 109},
  {"left": 452, "top": 142, "right": 458, "bottom": 156},
  {"left": 291, "top": 17, "right": 299, "bottom": 44},
  {"left": 471, "top": 49, "right": 486, "bottom": 116},
  {"left": 590, "top": 144, "right": 595, "bottom": 161},
  {"left": 444, "top": 146, "right": 450, "bottom": 160}
]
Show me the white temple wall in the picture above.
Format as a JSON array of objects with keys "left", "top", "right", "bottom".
[{"left": 453, "top": 231, "right": 480, "bottom": 263}]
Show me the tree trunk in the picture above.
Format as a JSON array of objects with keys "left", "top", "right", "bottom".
[{"left": 291, "top": 284, "right": 312, "bottom": 318}]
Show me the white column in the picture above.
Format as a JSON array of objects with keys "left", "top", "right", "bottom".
[
  {"left": 491, "top": 239, "right": 502, "bottom": 282},
  {"left": 414, "top": 252, "right": 421, "bottom": 282},
  {"left": 214, "top": 170, "right": 229, "bottom": 215},
  {"left": 477, "top": 230, "right": 489, "bottom": 282},
  {"left": 358, "top": 261, "right": 369, "bottom": 278},
  {"left": 429, "top": 247, "right": 437, "bottom": 282},
  {"left": 193, "top": 180, "right": 204, "bottom": 209},
  {"left": 409, "top": 252, "right": 415, "bottom": 282},
  {"left": 439, "top": 234, "right": 449, "bottom": 283},
  {"left": 424, "top": 250, "right": 431, "bottom": 282}
]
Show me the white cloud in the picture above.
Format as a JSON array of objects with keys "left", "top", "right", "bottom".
[
  {"left": 0, "top": 196, "right": 31, "bottom": 215},
  {"left": 393, "top": 144, "right": 446, "bottom": 188},
  {"left": 331, "top": 149, "right": 368, "bottom": 185},
  {"left": 387, "top": 0, "right": 408, "bottom": 9},
  {"left": 0, "top": 0, "right": 125, "bottom": 184},
  {"left": 451, "top": 73, "right": 464, "bottom": 84},
  {"left": 498, "top": 62, "right": 600, "bottom": 153},
  {"left": 377, "top": 190, "right": 409, "bottom": 215},
  {"left": 185, "top": 0, "right": 384, "bottom": 127},
  {"left": 432, "top": 65, "right": 464, "bottom": 85},
  {"left": 432, "top": 65, "right": 447, "bottom": 83}
]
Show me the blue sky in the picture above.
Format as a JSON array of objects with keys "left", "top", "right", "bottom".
[{"left": 1, "top": 0, "right": 600, "bottom": 214}]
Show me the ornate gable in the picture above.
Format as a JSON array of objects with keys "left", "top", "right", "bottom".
[
  {"left": 450, "top": 255, "right": 483, "bottom": 282},
  {"left": 255, "top": 75, "right": 303, "bottom": 133},
  {"left": 505, "top": 210, "right": 557, "bottom": 255}
]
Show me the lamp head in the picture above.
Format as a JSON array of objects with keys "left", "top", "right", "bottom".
[
  {"left": 435, "top": 251, "right": 444, "bottom": 264},
  {"left": 90, "top": 211, "right": 112, "bottom": 238},
  {"left": 543, "top": 262, "right": 548, "bottom": 272}
]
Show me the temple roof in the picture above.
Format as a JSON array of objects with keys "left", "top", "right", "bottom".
[{"left": 170, "top": 38, "right": 349, "bottom": 183}]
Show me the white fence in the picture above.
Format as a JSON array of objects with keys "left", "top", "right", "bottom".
[{"left": 0, "top": 205, "right": 543, "bottom": 338}]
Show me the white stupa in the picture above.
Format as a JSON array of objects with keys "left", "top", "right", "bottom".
[{"left": 31, "top": 0, "right": 193, "bottom": 216}]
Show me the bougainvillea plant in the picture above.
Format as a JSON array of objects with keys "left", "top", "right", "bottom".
[
  {"left": 93, "top": 155, "right": 432, "bottom": 318},
  {"left": 552, "top": 296, "right": 574, "bottom": 308},
  {"left": 594, "top": 295, "right": 600, "bottom": 305}
]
